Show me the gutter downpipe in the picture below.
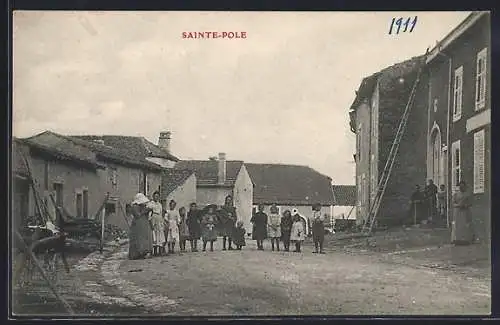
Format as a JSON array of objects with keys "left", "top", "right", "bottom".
[{"left": 435, "top": 47, "right": 452, "bottom": 229}]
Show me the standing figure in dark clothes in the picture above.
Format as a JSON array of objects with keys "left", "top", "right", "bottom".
[
  {"left": 425, "top": 179, "right": 438, "bottom": 223},
  {"left": 409, "top": 185, "right": 425, "bottom": 225},
  {"left": 437, "top": 184, "right": 447, "bottom": 226},
  {"left": 251, "top": 204, "right": 268, "bottom": 250},
  {"left": 280, "top": 210, "right": 293, "bottom": 252},
  {"left": 310, "top": 203, "right": 326, "bottom": 254},
  {"left": 219, "top": 195, "right": 237, "bottom": 251},
  {"left": 187, "top": 202, "right": 201, "bottom": 252},
  {"left": 201, "top": 205, "right": 218, "bottom": 252}
]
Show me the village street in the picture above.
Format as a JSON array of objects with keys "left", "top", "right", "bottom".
[
  {"left": 15, "top": 229, "right": 488, "bottom": 317},
  {"left": 112, "top": 239, "right": 490, "bottom": 316}
]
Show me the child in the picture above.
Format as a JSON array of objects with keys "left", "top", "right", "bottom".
[
  {"left": 310, "top": 203, "right": 325, "bottom": 254},
  {"left": 201, "top": 205, "right": 218, "bottom": 252},
  {"left": 178, "top": 206, "right": 190, "bottom": 252},
  {"left": 165, "top": 200, "right": 181, "bottom": 254},
  {"left": 267, "top": 204, "right": 282, "bottom": 251},
  {"left": 233, "top": 220, "right": 246, "bottom": 250},
  {"left": 290, "top": 210, "right": 305, "bottom": 253}
]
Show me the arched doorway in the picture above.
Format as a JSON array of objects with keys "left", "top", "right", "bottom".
[{"left": 429, "top": 125, "right": 443, "bottom": 186}]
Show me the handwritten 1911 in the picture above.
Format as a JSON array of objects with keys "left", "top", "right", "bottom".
[{"left": 389, "top": 16, "right": 418, "bottom": 35}]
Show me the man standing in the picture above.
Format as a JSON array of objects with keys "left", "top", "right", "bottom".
[
  {"left": 425, "top": 179, "right": 438, "bottom": 223},
  {"left": 409, "top": 185, "right": 425, "bottom": 225},
  {"left": 310, "top": 203, "right": 326, "bottom": 254}
]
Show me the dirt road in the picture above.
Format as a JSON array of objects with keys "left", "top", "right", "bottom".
[{"left": 116, "top": 239, "right": 491, "bottom": 316}]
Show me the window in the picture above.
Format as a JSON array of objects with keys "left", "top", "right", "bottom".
[
  {"left": 473, "top": 129, "right": 485, "bottom": 194},
  {"left": 356, "top": 123, "right": 362, "bottom": 162},
  {"left": 53, "top": 183, "right": 63, "bottom": 208},
  {"left": 370, "top": 154, "right": 377, "bottom": 200},
  {"left": 83, "top": 189, "right": 89, "bottom": 218},
  {"left": 76, "top": 192, "right": 83, "bottom": 218},
  {"left": 105, "top": 202, "right": 116, "bottom": 215},
  {"left": 433, "top": 98, "right": 438, "bottom": 112},
  {"left": 44, "top": 162, "right": 49, "bottom": 190},
  {"left": 451, "top": 140, "right": 461, "bottom": 191},
  {"left": 475, "top": 48, "right": 488, "bottom": 111},
  {"left": 144, "top": 173, "right": 149, "bottom": 195},
  {"left": 453, "top": 66, "right": 463, "bottom": 122},
  {"left": 361, "top": 173, "right": 366, "bottom": 206},
  {"left": 357, "top": 124, "right": 363, "bottom": 163},
  {"left": 110, "top": 168, "right": 118, "bottom": 188},
  {"left": 357, "top": 176, "right": 362, "bottom": 207}
]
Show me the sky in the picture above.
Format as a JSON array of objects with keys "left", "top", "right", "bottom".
[{"left": 13, "top": 11, "right": 471, "bottom": 185}]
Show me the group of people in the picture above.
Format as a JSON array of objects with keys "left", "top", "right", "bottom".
[
  {"left": 410, "top": 179, "right": 475, "bottom": 246},
  {"left": 251, "top": 203, "right": 326, "bottom": 254},
  {"left": 409, "top": 179, "right": 443, "bottom": 225},
  {"left": 127, "top": 192, "right": 328, "bottom": 260},
  {"left": 127, "top": 193, "right": 247, "bottom": 260}
]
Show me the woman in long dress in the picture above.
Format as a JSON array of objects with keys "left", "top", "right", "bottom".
[
  {"left": 165, "top": 200, "right": 181, "bottom": 254},
  {"left": 128, "top": 193, "right": 154, "bottom": 260},
  {"left": 147, "top": 191, "right": 165, "bottom": 256},
  {"left": 178, "top": 206, "right": 190, "bottom": 252},
  {"left": 219, "top": 195, "right": 238, "bottom": 251},
  {"left": 250, "top": 204, "right": 268, "bottom": 250},
  {"left": 280, "top": 210, "right": 293, "bottom": 252},
  {"left": 267, "top": 204, "right": 282, "bottom": 251},
  {"left": 187, "top": 202, "right": 201, "bottom": 252},
  {"left": 451, "top": 181, "right": 474, "bottom": 245}
]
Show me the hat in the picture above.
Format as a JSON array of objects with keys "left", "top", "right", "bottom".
[{"left": 132, "top": 193, "right": 150, "bottom": 205}]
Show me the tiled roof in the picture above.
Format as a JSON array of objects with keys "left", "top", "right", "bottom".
[
  {"left": 245, "top": 163, "right": 334, "bottom": 206},
  {"left": 174, "top": 160, "right": 244, "bottom": 187},
  {"left": 332, "top": 185, "right": 356, "bottom": 206},
  {"left": 13, "top": 137, "right": 105, "bottom": 171},
  {"left": 71, "top": 135, "right": 179, "bottom": 162},
  {"left": 24, "top": 131, "right": 162, "bottom": 171},
  {"left": 161, "top": 169, "right": 195, "bottom": 199}
]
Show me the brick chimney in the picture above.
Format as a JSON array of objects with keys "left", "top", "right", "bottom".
[
  {"left": 217, "top": 152, "right": 226, "bottom": 185},
  {"left": 158, "top": 131, "right": 171, "bottom": 153}
]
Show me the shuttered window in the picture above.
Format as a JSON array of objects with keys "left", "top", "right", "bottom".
[
  {"left": 475, "top": 48, "right": 487, "bottom": 111},
  {"left": 83, "top": 189, "right": 89, "bottom": 218},
  {"left": 453, "top": 66, "right": 463, "bottom": 122},
  {"left": 473, "top": 129, "right": 485, "bottom": 194},
  {"left": 76, "top": 192, "right": 83, "bottom": 218},
  {"left": 451, "top": 140, "right": 461, "bottom": 191}
]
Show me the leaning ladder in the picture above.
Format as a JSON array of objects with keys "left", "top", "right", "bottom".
[{"left": 361, "top": 58, "right": 426, "bottom": 235}]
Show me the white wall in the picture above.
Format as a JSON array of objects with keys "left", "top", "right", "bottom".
[
  {"left": 333, "top": 205, "right": 356, "bottom": 220},
  {"left": 146, "top": 157, "right": 176, "bottom": 169},
  {"left": 165, "top": 173, "right": 197, "bottom": 212},
  {"left": 233, "top": 165, "right": 253, "bottom": 234}
]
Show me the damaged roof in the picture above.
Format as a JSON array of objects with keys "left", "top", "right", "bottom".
[
  {"left": 245, "top": 163, "right": 334, "bottom": 206},
  {"left": 174, "top": 160, "right": 244, "bottom": 187},
  {"left": 348, "top": 55, "right": 426, "bottom": 132},
  {"left": 332, "top": 185, "right": 356, "bottom": 206},
  {"left": 24, "top": 131, "right": 163, "bottom": 171},
  {"left": 71, "top": 135, "right": 179, "bottom": 162}
]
